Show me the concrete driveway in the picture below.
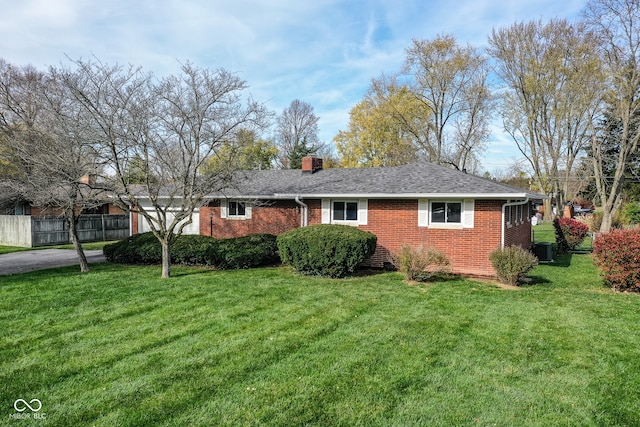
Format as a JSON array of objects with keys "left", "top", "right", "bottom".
[{"left": 0, "top": 249, "right": 106, "bottom": 276}]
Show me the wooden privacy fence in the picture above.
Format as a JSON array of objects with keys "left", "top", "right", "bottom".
[{"left": 0, "top": 214, "right": 129, "bottom": 247}]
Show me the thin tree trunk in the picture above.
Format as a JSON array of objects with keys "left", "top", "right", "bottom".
[
  {"left": 543, "top": 198, "right": 553, "bottom": 221},
  {"left": 67, "top": 214, "right": 89, "bottom": 273},
  {"left": 161, "top": 239, "right": 171, "bottom": 278}
]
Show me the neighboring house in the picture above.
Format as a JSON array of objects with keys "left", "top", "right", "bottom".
[
  {"left": 0, "top": 198, "right": 128, "bottom": 248},
  {"left": 132, "top": 157, "right": 544, "bottom": 277}
]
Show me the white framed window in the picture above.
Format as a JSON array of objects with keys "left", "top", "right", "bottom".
[
  {"left": 431, "top": 201, "right": 462, "bottom": 224},
  {"left": 221, "top": 199, "right": 252, "bottom": 219},
  {"left": 333, "top": 200, "right": 358, "bottom": 222},
  {"left": 418, "top": 199, "right": 474, "bottom": 228},
  {"left": 228, "top": 201, "right": 246, "bottom": 217},
  {"left": 321, "top": 199, "right": 368, "bottom": 225}
]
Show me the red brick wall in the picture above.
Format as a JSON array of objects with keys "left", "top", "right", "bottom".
[
  {"left": 503, "top": 205, "right": 533, "bottom": 249},
  {"left": 201, "top": 200, "right": 302, "bottom": 238},
  {"left": 201, "top": 198, "right": 534, "bottom": 278},
  {"left": 308, "top": 198, "right": 532, "bottom": 277},
  {"left": 356, "top": 199, "right": 504, "bottom": 277}
]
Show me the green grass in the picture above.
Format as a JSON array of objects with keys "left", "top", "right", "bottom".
[
  {"left": 0, "top": 246, "right": 33, "bottom": 255},
  {"left": 532, "top": 220, "right": 593, "bottom": 252},
  {"left": 47, "top": 241, "right": 117, "bottom": 250},
  {"left": 1, "top": 256, "right": 639, "bottom": 426},
  {"left": 0, "top": 241, "right": 116, "bottom": 254}
]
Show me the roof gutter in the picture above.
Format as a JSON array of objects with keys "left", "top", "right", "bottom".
[
  {"left": 501, "top": 198, "right": 529, "bottom": 249},
  {"left": 277, "top": 192, "right": 536, "bottom": 200},
  {"left": 294, "top": 195, "right": 308, "bottom": 227}
]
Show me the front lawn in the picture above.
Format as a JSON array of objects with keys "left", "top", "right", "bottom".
[
  {"left": 0, "top": 241, "right": 117, "bottom": 255},
  {"left": 1, "top": 258, "right": 639, "bottom": 426}
]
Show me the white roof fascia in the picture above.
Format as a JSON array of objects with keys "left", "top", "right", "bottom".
[{"left": 274, "top": 193, "right": 533, "bottom": 199}]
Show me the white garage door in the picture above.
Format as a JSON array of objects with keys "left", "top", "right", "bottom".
[{"left": 139, "top": 209, "right": 200, "bottom": 235}]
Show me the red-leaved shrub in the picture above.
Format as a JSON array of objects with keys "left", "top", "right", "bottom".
[
  {"left": 593, "top": 228, "right": 640, "bottom": 292},
  {"left": 553, "top": 217, "right": 590, "bottom": 252}
]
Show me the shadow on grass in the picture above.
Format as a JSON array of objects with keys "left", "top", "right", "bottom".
[
  {"left": 98, "top": 262, "right": 217, "bottom": 278},
  {"left": 526, "top": 275, "right": 552, "bottom": 286},
  {"left": 543, "top": 252, "right": 573, "bottom": 268},
  {"left": 352, "top": 268, "right": 397, "bottom": 278},
  {"left": 169, "top": 266, "right": 218, "bottom": 277}
]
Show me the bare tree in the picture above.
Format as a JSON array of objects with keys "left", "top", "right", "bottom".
[
  {"left": 402, "top": 35, "right": 493, "bottom": 171},
  {"left": 57, "top": 58, "right": 270, "bottom": 278},
  {"left": 585, "top": 0, "right": 640, "bottom": 232},
  {"left": 488, "top": 19, "right": 604, "bottom": 219},
  {"left": 0, "top": 60, "right": 105, "bottom": 272},
  {"left": 275, "top": 99, "right": 321, "bottom": 168}
]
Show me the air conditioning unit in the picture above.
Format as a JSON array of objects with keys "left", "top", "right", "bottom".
[{"left": 535, "top": 242, "right": 553, "bottom": 262}]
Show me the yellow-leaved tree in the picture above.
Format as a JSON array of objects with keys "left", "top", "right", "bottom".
[
  {"left": 201, "top": 128, "right": 278, "bottom": 173},
  {"left": 334, "top": 79, "right": 426, "bottom": 168}
]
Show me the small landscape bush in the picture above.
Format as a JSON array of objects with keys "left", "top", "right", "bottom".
[
  {"left": 573, "top": 213, "right": 600, "bottom": 232},
  {"left": 393, "top": 245, "right": 451, "bottom": 282},
  {"left": 553, "top": 217, "right": 590, "bottom": 252},
  {"left": 490, "top": 245, "right": 538, "bottom": 286},
  {"left": 593, "top": 228, "right": 640, "bottom": 292},
  {"left": 276, "top": 224, "right": 377, "bottom": 278},
  {"left": 104, "top": 232, "right": 278, "bottom": 269},
  {"left": 103, "top": 232, "right": 163, "bottom": 265},
  {"left": 214, "top": 234, "right": 280, "bottom": 269}
]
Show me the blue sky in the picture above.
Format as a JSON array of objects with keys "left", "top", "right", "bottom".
[{"left": 0, "top": 0, "right": 586, "bottom": 172}]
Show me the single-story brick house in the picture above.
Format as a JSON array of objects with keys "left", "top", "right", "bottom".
[{"left": 131, "top": 157, "right": 543, "bottom": 277}]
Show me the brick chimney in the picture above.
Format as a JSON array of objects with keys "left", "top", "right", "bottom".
[{"left": 302, "top": 156, "right": 323, "bottom": 174}]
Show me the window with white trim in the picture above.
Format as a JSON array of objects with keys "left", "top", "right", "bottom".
[
  {"left": 321, "top": 199, "right": 368, "bottom": 225},
  {"left": 228, "top": 201, "right": 246, "bottom": 217},
  {"left": 333, "top": 201, "right": 358, "bottom": 222},
  {"left": 431, "top": 201, "right": 462, "bottom": 224},
  {"left": 221, "top": 199, "right": 252, "bottom": 220},
  {"left": 418, "top": 199, "right": 474, "bottom": 228}
]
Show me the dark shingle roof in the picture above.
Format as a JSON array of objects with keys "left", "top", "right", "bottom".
[{"left": 215, "top": 162, "right": 543, "bottom": 200}]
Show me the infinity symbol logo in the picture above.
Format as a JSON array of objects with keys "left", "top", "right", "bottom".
[{"left": 14, "top": 399, "right": 42, "bottom": 412}]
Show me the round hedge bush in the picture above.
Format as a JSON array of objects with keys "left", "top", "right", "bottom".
[{"left": 276, "top": 224, "right": 377, "bottom": 278}]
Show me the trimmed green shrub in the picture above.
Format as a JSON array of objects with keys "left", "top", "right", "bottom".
[
  {"left": 393, "top": 245, "right": 451, "bottom": 282},
  {"left": 490, "top": 245, "right": 538, "bottom": 286},
  {"left": 171, "top": 235, "right": 218, "bottom": 265},
  {"left": 553, "top": 217, "right": 590, "bottom": 252},
  {"left": 215, "top": 234, "right": 280, "bottom": 269},
  {"left": 277, "top": 224, "right": 377, "bottom": 278},
  {"left": 103, "top": 232, "right": 162, "bottom": 264},
  {"left": 593, "top": 228, "right": 640, "bottom": 292},
  {"left": 104, "top": 232, "right": 278, "bottom": 269}
]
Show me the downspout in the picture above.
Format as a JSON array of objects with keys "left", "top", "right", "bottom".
[
  {"left": 129, "top": 204, "right": 134, "bottom": 236},
  {"left": 294, "top": 195, "right": 308, "bottom": 227},
  {"left": 501, "top": 198, "right": 529, "bottom": 249}
]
